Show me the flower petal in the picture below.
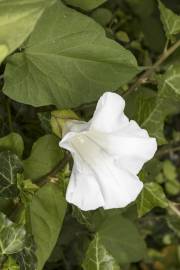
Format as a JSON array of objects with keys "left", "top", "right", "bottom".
[
  {"left": 86, "top": 123, "right": 157, "bottom": 174},
  {"left": 63, "top": 133, "right": 143, "bottom": 210},
  {"left": 63, "top": 120, "right": 90, "bottom": 135},
  {"left": 90, "top": 92, "right": 129, "bottom": 133},
  {"left": 66, "top": 163, "right": 104, "bottom": 211}
]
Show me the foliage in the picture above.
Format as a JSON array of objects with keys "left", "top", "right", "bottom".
[
  {"left": 82, "top": 233, "right": 120, "bottom": 270},
  {"left": 0, "top": 0, "right": 180, "bottom": 269}
]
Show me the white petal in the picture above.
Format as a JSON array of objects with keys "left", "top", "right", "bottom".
[
  {"left": 66, "top": 163, "right": 104, "bottom": 211},
  {"left": 59, "top": 92, "right": 157, "bottom": 211},
  {"left": 90, "top": 92, "right": 129, "bottom": 133},
  {"left": 63, "top": 120, "right": 90, "bottom": 135},
  {"left": 86, "top": 126, "right": 157, "bottom": 174},
  {"left": 65, "top": 133, "right": 143, "bottom": 210}
]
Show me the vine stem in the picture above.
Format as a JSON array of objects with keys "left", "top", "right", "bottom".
[
  {"left": 168, "top": 201, "right": 180, "bottom": 218},
  {"left": 35, "top": 152, "right": 71, "bottom": 186},
  {"left": 156, "top": 143, "right": 180, "bottom": 157},
  {"left": 6, "top": 98, "right": 13, "bottom": 132},
  {"left": 124, "top": 39, "right": 180, "bottom": 96}
]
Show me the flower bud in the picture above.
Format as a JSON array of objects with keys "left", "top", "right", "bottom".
[
  {"left": 51, "top": 109, "right": 79, "bottom": 138},
  {"left": 0, "top": 44, "right": 9, "bottom": 63}
]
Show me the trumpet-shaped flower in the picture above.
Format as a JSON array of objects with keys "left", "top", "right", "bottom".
[{"left": 59, "top": 92, "right": 157, "bottom": 211}]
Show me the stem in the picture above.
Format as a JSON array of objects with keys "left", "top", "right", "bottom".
[
  {"left": 74, "top": 101, "right": 96, "bottom": 111},
  {"left": 35, "top": 152, "right": 71, "bottom": 186},
  {"left": 168, "top": 202, "right": 180, "bottom": 218},
  {"left": 156, "top": 142, "right": 180, "bottom": 157},
  {"left": 6, "top": 98, "right": 13, "bottom": 132},
  {"left": 163, "top": 39, "right": 169, "bottom": 54},
  {"left": 124, "top": 39, "right": 180, "bottom": 96}
]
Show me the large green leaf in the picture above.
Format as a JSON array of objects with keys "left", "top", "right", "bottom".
[
  {"left": 30, "top": 183, "right": 67, "bottom": 270},
  {"left": 0, "top": 133, "right": 24, "bottom": 158},
  {"left": 23, "top": 135, "right": 63, "bottom": 180},
  {"left": 97, "top": 215, "right": 146, "bottom": 264},
  {"left": 126, "top": 65, "right": 180, "bottom": 144},
  {"left": 158, "top": 0, "right": 180, "bottom": 39},
  {"left": 0, "top": 212, "right": 26, "bottom": 255},
  {"left": 82, "top": 233, "right": 120, "bottom": 270},
  {"left": 0, "top": 151, "right": 22, "bottom": 198},
  {"left": 136, "top": 183, "right": 169, "bottom": 217},
  {"left": 3, "top": 1, "right": 138, "bottom": 108},
  {"left": 0, "top": 0, "right": 55, "bottom": 64},
  {"left": 65, "top": 0, "right": 107, "bottom": 11}
]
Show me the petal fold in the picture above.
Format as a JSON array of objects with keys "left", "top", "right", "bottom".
[
  {"left": 90, "top": 92, "right": 129, "bottom": 133},
  {"left": 64, "top": 133, "right": 143, "bottom": 210}
]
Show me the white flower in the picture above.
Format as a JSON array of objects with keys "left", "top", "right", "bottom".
[{"left": 59, "top": 92, "right": 157, "bottom": 211}]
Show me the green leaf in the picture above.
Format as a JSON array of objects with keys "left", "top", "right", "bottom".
[
  {"left": 165, "top": 180, "right": 180, "bottom": 196},
  {"left": 136, "top": 182, "right": 169, "bottom": 217},
  {"left": 15, "top": 235, "right": 37, "bottom": 270},
  {"left": 126, "top": 65, "right": 180, "bottom": 144},
  {"left": 158, "top": 0, "right": 180, "bottom": 39},
  {"left": 139, "top": 158, "right": 162, "bottom": 183},
  {"left": 125, "top": 0, "right": 165, "bottom": 52},
  {"left": 23, "top": 135, "right": 64, "bottom": 180},
  {"left": 82, "top": 233, "right": 120, "bottom": 270},
  {"left": 97, "top": 215, "right": 146, "bottom": 264},
  {"left": 30, "top": 183, "right": 67, "bottom": 270},
  {"left": 0, "top": 0, "right": 55, "bottom": 63},
  {"left": 37, "top": 112, "right": 51, "bottom": 134},
  {"left": 91, "top": 8, "right": 112, "bottom": 27},
  {"left": 3, "top": 1, "right": 138, "bottom": 108},
  {"left": 65, "top": 0, "right": 107, "bottom": 11},
  {"left": 0, "top": 133, "right": 24, "bottom": 158},
  {"left": 163, "top": 160, "right": 177, "bottom": 181},
  {"left": 0, "top": 151, "right": 22, "bottom": 198},
  {"left": 0, "top": 212, "right": 26, "bottom": 255}
]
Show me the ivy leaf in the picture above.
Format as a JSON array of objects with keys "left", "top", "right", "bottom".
[
  {"left": 23, "top": 135, "right": 64, "bottom": 180},
  {"left": 3, "top": 1, "right": 138, "bottom": 108},
  {"left": 2, "top": 256, "right": 20, "bottom": 270},
  {"left": 143, "top": 65, "right": 180, "bottom": 143},
  {"left": 30, "top": 183, "right": 67, "bottom": 270},
  {"left": 82, "top": 233, "right": 120, "bottom": 270},
  {"left": 0, "top": 212, "right": 26, "bottom": 255},
  {"left": 0, "top": 151, "right": 22, "bottom": 198},
  {"left": 97, "top": 215, "right": 146, "bottom": 264},
  {"left": 0, "top": 133, "right": 24, "bottom": 158},
  {"left": 136, "top": 183, "right": 169, "bottom": 217},
  {"left": 65, "top": 0, "right": 107, "bottom": 11},
  {"left": 0, "top": 0, "right": 55, "bottom": 64},
  {"left": 126, "top": 65, "right": 180, "bottom": 144},
  {"left": 158, "top": 0, "right": 180, "bottom": 39},
  {"left": 37, "top": 112, "right": 52, "bottom": 134},
  {"left": 15, "top": 235, "right": 37, "bottom": 270}
]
